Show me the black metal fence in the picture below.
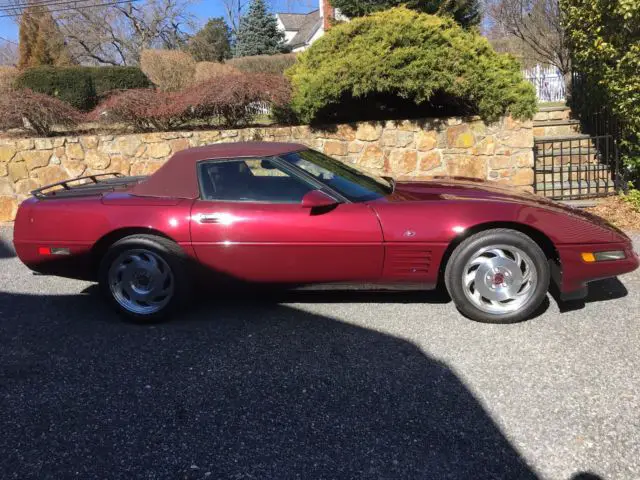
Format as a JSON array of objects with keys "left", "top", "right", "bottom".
[{"left": 534, "top": 135, "right": 619, "bottom": 200}]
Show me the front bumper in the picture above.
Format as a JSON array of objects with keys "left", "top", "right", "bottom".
[{"left": 555, "top": 241, "right": 639, "bottom": 299}]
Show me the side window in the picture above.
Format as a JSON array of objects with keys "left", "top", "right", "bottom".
[{"left": 198, "top": 158, "right": 315, "bottom": 203}]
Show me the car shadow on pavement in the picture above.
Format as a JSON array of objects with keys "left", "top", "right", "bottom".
[
  {"left": 0, "top": 287, "right": 543, "bottom": 480},
  {"left": 0, "top": 236, "right": 15, "bottom": 259},
  {"left": 550, "top": 277, "right": 628, "bottom": 313}
]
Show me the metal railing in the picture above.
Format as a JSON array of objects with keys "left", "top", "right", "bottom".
[{"left": 534, "top": 135, "right": 619, "bottom": 199}]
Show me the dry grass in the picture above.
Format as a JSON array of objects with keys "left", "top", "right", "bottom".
[{"left": 585, "top": 196, "right": 640, "bottom": 232}]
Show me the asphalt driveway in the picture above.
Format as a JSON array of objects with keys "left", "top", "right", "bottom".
[{"left": 1, "top": 227, "right": 639, "bottom": 480}]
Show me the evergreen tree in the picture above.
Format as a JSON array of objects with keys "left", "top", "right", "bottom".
[
  {"left": 330, "top": 0, "right": 481, "bottom": 28},
  {"left": 234, "top": 0, "right": 285, "bottom": 57},
  {"left": 188, "top": 18, "right": 232, "bottom": 62},
  {"left": 18, "top": 6, "right": 73, "bottom": 69}
]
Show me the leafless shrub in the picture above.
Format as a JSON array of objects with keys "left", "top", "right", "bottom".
[
  {"left": 89, "top": 88, "right": 189, "bottom": 132},
  {"left": 193, "top": 62, "right": 240, "bottom": 84},
  {"left": 140, "top": 49, "right": 196, "bottom": 92},
  {"left": 179, "top": 72, "right": 291, "bottom": 126},
  {"left": 227, "top": 53, "right": 297, "bottom": 75},
  {"left": 0, "top": 89, "right": 84, "bottom": 136}
]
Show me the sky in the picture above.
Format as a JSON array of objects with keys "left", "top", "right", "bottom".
[{"left": 0, "top": 0, "right": 317, "bottom": 42}]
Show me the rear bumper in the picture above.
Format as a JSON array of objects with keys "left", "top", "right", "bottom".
[
  {"left": 555, "top": 241, "right": 639, "bottom": 299},
  {"left": 14, "top": 241, "right": 96, "bottom": 281}
]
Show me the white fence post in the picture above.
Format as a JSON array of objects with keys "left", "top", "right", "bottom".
[{"left": 522, "top": 65, "right": 566, "bottom": 102}]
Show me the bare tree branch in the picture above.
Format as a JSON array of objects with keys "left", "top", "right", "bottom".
[
  {"left": 55, "top": 0, "right": 195, "bottom": 65},
  {"left": 486, "top": 0, "right": 570, "bottom": 76},
  {"left": 0, "top": 40, "right": 18, "bottom": 65}
]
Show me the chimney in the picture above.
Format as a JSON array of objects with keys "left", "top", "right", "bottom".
[{"left": 321, "top": 0, "right": 334, "bottom": 30}]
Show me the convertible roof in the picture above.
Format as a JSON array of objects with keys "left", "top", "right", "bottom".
[{"left": 131, "top": 142, "right": 307, "bottom": 198}]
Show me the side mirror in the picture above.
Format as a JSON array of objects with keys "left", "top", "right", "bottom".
[{"left": 301, "top": 190, "right": 339, "bottom": 209}]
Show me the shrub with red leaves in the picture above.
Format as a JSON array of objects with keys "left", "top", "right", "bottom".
[
  {"left": 92, "top": 73, "right": 292, "bottom": 131},
  {"left": 179, "top": 73, "right": 291, "bottom": 126},
  {"left": 0, "top": 89, "right": 83, "bottom": 136},
  {"left": 90, "top": 89, "right": 189, "bottom": 132}
]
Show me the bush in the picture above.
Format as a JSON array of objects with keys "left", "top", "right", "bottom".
[
  {"left": 194, "top": 62, "right": 240, "bottom": 84},
  {"left": 90, "top": 89, "right": 188, "bottom": 132},
  {"left": 330, "top": 0, "right": 481, "bottom": 28},
  {"left": 92, "top": 73, "right": 291, "bottom": 131},
  {"left": 622, "top": 183, "right": 640, "bottom": 212},
  {"left": 227, "top": 53, "right": 297, "bottom": 74},
  {"left": 0, "top": 66, "right": 18, "bottom": 94},
  {"left": 140, "top": 49, "right": 196, "bottom": 92},
  {"left": 561, "top": 0, "right": 640, "bottom": 176},
  {"left": 14, "top": 66, "right": 96, "bottom": 111},
  {"left": 179, "top": 73, "right": 291, "bottom": 126},
  {"left": 87, "top": 66, "right": 151, "bottom": 98},
  {"left": 13, "top": 66, "right": 151, "bottom": 111},
  {"left": 287, "top": 7, "right": 537, "bottom": 124},
  {"left": 0, "top": 89, "right": 83, "bottom": 136}
]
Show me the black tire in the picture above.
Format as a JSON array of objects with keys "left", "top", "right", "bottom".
[
  {"left": 444, "top": 229, "right": 550, "bottom": 324},
  {"left": 98, "top": 234, "right": 191, "bottom": 323}
]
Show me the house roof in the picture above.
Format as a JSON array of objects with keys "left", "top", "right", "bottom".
[
  {"left": 131, "top": 142, "right": 307, "bottom": 199},
  {"left": 278, "top": 10, "right": 318, "bottom": 30},
  {"left": 277, "top": 9, "right": 321, "bottom": 48}
]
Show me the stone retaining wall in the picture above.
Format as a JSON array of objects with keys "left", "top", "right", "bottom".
[{"left": 0, "top": 116, "right": 533, "bottom": 222}]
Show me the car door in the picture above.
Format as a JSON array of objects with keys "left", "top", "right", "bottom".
[{"left": 190, "top": 157, "right": 384, "bottom": 284}]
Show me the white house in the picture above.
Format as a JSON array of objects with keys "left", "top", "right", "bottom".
[{"left": 276, "top": 0, "right": 345, "bottom": 52}]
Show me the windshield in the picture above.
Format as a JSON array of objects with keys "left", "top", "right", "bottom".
[{"left": 280, "top": 149, "right": 393, "bottom": 202}]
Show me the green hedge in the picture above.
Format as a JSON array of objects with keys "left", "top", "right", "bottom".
[
  {"left": 87, "top": 66, "right": 151, "bottom": 97},
  {"left": 15, "top": 67, "right": 95, "bottom": 111},
  {"left": 14, "top": 66, "right": 151, "bottom": 111},
  {"left": 287, "top": 7, "right": 537, "bottom": 124}
]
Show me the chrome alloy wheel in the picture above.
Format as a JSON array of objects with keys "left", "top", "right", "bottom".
[
  {"left": 462, "top": 244, "right": 538, "bottom": 315},
  {"left": 108, "top": 249, "right": 175, "bottom": 315}
]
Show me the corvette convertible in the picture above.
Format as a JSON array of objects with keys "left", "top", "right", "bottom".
[{"left": 13, "top": 142, "right": 639, "bottom": 323}]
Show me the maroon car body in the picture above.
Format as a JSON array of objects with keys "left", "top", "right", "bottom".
[{"left": 13, "top": 142, "right": 639, "bottom": 321}]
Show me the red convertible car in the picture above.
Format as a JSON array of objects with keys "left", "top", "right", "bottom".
[{"left": 13, "top": 142, "right": 639, "bottom": 323}]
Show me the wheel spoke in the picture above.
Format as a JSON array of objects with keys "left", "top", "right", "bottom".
[
  {"left": 464, "top": 270, "right": 476, "bottom": 287},
  {"left": 468, "top": 256, "right": 490, "bottom": 267},
  {"left": 486, "top": 248, "right": 507, "bottom": 258}
]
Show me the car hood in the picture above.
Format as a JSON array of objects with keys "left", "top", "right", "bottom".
[{"left": 385, "top": 177, "right": 629, "bottom": 239}]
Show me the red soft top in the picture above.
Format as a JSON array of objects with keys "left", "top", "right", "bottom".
[{"left": 131, "top": 141, "right": 307, "bottom": 198}]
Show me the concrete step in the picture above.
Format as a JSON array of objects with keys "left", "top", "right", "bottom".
[
  {"left": 533, "top": 119, "right": 580, "bottom": 127},
  {"left": 534, "top": 134, "right": 591, "bottom": 142},
  {"left": 557, "top": 199, "right": 598, "bottom": 208},
  {"left": 535, "top": 149, "right": 601, "bottom": 165},
  {"left": 534, "top": 134, "right": 599, "bottom": 150},
  {"left": 533, "top": 106, "right": 571, "bottom": 123},
  {"left": 535, "top": 163, "right": 610, "bottom": 173},
  {"left": 537, "top": 106, "right": 570, "bottom": 112},
  {"left": 535, "top": 180, "right": 616, "bottom": 197},
  {"left": 533, "top": 119, "right": 582, "bottom": 137}
]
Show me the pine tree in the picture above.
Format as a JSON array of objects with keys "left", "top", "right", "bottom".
[
  {"left": 234, "top": 0, "right": 285, "bottom": 57},
  {"left": 188, "top": 18, "right": 232, "bottom": 62},
  {"left": 18, "top": 5, "right": 73, "bottom": 69}
]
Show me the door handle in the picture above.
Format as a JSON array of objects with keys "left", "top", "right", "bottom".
[
  {"left": 198, "top": 213, "right": 224, "bottom": 224},
  {"left": 197, "top": 213, "right": 235, "bottom": 225}
]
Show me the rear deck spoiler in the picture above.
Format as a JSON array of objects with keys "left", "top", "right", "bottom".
[{"left": 31, "top": 173, "right": 146, "bottom": 199}]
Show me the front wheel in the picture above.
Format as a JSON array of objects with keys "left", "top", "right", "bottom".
[
  {"left": 99, "top": 234, "right": 190, "bottom": 322},
  {"left": 444, "top": 229, "right": 550, "bottom": 324}
]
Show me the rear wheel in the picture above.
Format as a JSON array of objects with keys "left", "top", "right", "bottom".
[
  {"left": 444, "top": 229, "right": 550, "bottom": 323},
  {"left": 99, "top": 235, "right": 190, "bottom": 322}
]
